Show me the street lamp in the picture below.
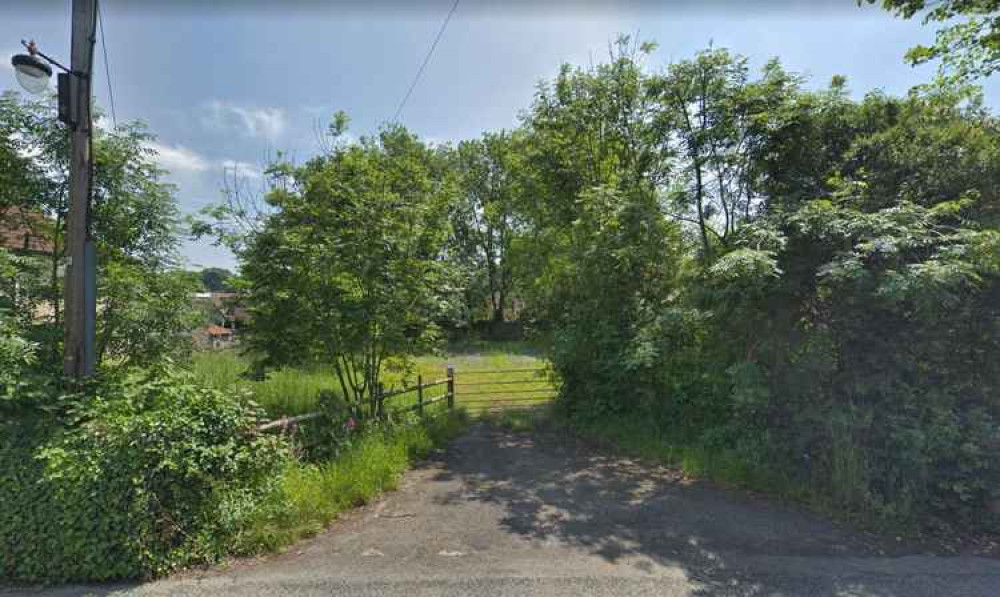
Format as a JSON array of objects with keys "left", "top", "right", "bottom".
[{"left": 11, "top": 40, "right": 80, "bottom": 128}]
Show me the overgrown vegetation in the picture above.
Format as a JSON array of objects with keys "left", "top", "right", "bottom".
[
  {"left": 190, "top": 29, "right": 1000, "bottom": 536},
  {"left": 516, "top": 42, "right": 1000, "bottom": 532},
  {"left": 0, "top": 93, "right": 201, "bottom": 373},
  {"left": 190, "top": 345, "right": 552, "bottom": 417},
  {"left": 0, "top": 95, "right": 471, "bottom": 583},
  {"left": 203, "top": 122, "right": 456, "bottom": 417},
  {"left": 191, "top": 351, "right": 343, "bottom": 418},
  {"left": 4, "top": 0, "right": 1000, "bottom": 584},
  {"left": 0, "top": 369, "right": 288, "bottom": 582}
]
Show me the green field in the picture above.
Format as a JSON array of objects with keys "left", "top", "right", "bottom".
[{"left": 190, "top": 341, "right": 558, "bottom": 419}]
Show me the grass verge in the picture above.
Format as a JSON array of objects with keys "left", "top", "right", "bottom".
[
  {"left": 231, "top": 408, "right": 470, "bottom": 555},
  {"left": 542, "top": 408, "right": 1000, "bottom": 546}
]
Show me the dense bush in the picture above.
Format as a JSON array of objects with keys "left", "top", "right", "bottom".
[
  {"left": 647, "top": 195, "right": 1000, "bottom": 527},
  {"left": 0, "top": 369, "right": 289, "bottom": 582},
  {"left": 673, "top": 89, "right": 1000, "bottom": 527},
  {"left": 512, "top": 45, "right": 1000, "bottom": 532}
]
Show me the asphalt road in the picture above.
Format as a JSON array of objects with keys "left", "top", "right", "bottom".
[{"left": 10, "top": 423, "right": 1000, "bottom": 596}]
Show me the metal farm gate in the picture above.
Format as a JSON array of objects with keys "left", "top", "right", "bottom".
[{"left": 451, "top": 365, "right": 557, "bottom": 413}]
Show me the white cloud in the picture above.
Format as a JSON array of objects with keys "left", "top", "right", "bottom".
[
  {"left": 144, "top": 141, "right": 210, "bottom": 173},
  {"left": 143, "top": 140, "right": 265, "bottom": 187},
  {"left": 203, "top": 100, "right": 286, "bottom": 142}
]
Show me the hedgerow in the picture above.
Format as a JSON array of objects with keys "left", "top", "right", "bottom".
[{"left": 0, "top": 368, "right": 289, "bottom": 583}]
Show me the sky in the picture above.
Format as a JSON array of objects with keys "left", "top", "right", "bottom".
[{"left": 3, "top": 0, "right": 998, "bottom": 271}]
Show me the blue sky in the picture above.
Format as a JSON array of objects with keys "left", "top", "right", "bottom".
[{"left": 3, "top": 0, "right": 998, "bottom": 270}]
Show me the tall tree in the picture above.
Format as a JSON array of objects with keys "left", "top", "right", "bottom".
[
  {"left": 650, "top": 49, "right": 799, "bottom": 259},
  {"left": 452, "top": 132, "right": 520, "bottom": 323},
  {"left": 0, "top": 92, "right": 199, "bottom": 371},
  {"left": 241, "top": 123, "right": 456, "bottom": 412},
  {"left": 515, "top": 35, "right": 672, "bottom": 327},
  {"left": 199, "top": 268, "right": 235, "bottom": 292}
]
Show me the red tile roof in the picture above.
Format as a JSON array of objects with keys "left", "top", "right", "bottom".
[
  {"left": 205, "top": 324, "right": 235, "bottom": 337},
  {"left": 0, "top": 207, "right": 53, "bottom": 254}
]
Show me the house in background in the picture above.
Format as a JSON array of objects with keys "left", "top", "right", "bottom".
[
  {"left": 1, "top": 208, "right": 57, "bottom": 321},
  {"left": 0, "top": 207, "right": 54, "bottom": 255},
  {"left": 196, "top": 324, "right": 237, "bottom": 350},
  {"left": 192, "top": 291, "right": 251, "bottom": 330},
  {"left": 192, "top": 291, "right": 250, "bottom": 350}
]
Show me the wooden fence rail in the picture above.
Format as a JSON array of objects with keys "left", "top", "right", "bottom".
[
  {"left": 257, "top": 366, "right": 455, "bottom": 433},
  {"left": 256, "top": 362, "right": 558, "bottom": 432}
]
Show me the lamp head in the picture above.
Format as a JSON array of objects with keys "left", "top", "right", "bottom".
[{"left": 11, "top": 52, "right": 52, "bottom": 94}]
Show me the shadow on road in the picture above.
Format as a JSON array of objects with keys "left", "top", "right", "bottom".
[{"left": 433, "top": 423, "right": 915, "bottom": 596}]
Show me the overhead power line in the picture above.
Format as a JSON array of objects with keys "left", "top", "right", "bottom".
[
  {"left": 391, "top": 0, "right": 460, "bottom": 123},
  {"left": 97, "top": 0, "right": 117, "bottom": 129}
]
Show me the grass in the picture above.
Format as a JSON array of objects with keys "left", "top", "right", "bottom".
[
  {"left": 190, "top": 342, "right": 558, "bottom": 419},
  {"left": 561, "top": 410, "right": 991, "bottom": 540},
  {"left": 191, "top": 348, "right": 476, "bottom": 560},
  {"left": 233, "top": 409, "right": 470, "bottom": 555},
  {"left": 186, "top": 342, "right": 551, "bottom": 560},
  {"left": 191, "top": 351, "right": 341, "bottom": 418},
  {"left": 187, "top": 341, "right": 554, "bottom": 559}
]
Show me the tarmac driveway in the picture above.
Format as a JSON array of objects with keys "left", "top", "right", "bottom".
[{"left": 14, "top": 423, "right": 1000, "bottom": 596}]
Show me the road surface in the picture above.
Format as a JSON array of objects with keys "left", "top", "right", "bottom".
[{"left": 10, "top": 423, "right": 1000, "bottom": 596}]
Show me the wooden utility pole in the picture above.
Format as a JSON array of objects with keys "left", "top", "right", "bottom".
[{"left": 64, "top": 0, "right": 97, "bottom": 378}]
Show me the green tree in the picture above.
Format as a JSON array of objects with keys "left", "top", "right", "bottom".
[
  {"left": 199, "top": 267, "right": 235, "bottom": 292},
  {"left": 507, "top": 41, "right": 1000, "bottom": 528},
  {"left": 680, "top": 80, "right": 1000, "bottom": 523},
  {"left": 240, "top": 123, "right": 455, "bottom": 413},
  {"left": 0, "top": 92, "right": 199, "bottom": 371},
  {"left": 514, "top": 35, "right": 671, "bottom": 327},
  {"left": 649, "top": 48, "right": 800, "bottom": 259},
  {"left": 451, "top": 132, "right": 521, "bottom": 324},
  {"left": 871, "top": 0, "right": 1000, "bottom": 80}
]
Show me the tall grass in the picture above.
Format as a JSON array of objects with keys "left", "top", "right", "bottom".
[
  {"left": 190, "top": 342, "right": 556, "bottom": 419},
  {"left": 186, "top": 352, "right": 474, "bottom": 562},
  {"left": 232, "top": 409, "right": 470, "bottom": 554},
  {"left": 190, "top": 351, "right": 341, "bottom": 418}
]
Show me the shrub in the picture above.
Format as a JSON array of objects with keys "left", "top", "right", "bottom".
[{"left": 0, "top": 368, "right": 290, "bottom": 583}]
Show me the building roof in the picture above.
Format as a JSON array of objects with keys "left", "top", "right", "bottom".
[
  {"left": 0, "top": 207, "right": 53, "bottom": 254},
  {"left": 204, "top": 324, "right": 235, "bottom": 337}
]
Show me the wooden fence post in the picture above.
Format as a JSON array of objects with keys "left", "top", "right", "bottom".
[
  {"left": 446, "top": 365, "right": 455, "bottom": 410},
  {"left": 417, "top": 374, "right": 424, "bottom": 416},
  {"left": 377, "top": 382, "right": 385, "bottom": 421}
]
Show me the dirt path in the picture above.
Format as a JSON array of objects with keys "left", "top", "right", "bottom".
[{"left": 20, "top": 423, "right": 1000, "bottom": 596}]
